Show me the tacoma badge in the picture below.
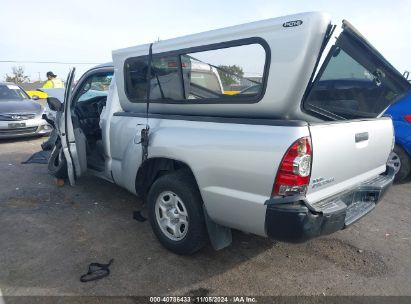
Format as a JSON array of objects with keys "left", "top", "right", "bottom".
[{"left": 312, "top": 177, "right": 335, "bottom": 189}]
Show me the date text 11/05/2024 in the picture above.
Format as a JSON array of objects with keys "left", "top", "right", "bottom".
[{"left": 149, "top": 296, "right": 257, "bottom": 303}]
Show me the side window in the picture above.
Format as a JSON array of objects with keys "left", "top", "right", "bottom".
[
  {"left": 305, "top": 47, "right": 401, "bottom": 119},
  {"left": 182, "top": 43, "right": 266, "bottom": 100},
  {"left": 149, "top": 55, "right": 184, "bottom": 100},
  {"left": 125, "top": 57, "right": 149, "bottom": 100},
  {"left": 124, "top": 40, "right": 269, "bottom": 103},
  {"left": 76, "top": 72, "right": 113, "bottom": 103}
]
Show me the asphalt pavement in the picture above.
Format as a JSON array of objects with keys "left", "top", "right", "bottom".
[{"left": 0, "top": 137, "right": 410, "bottom": 298}]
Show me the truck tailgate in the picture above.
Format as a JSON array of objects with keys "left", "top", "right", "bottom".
[{"left": 306, "top": 117, "right": 394, "bottom": 205}]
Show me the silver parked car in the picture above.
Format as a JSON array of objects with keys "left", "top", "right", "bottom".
[{"left": 0, "top": 82, "right": 52, "bottom": 139}]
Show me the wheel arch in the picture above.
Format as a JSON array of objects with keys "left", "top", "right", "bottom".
[
  {"left": 135, "top": 157, "right": 233, "bottom": 250},
  {"left": 135, "top": 157, "right": 198, "bottom": 198}
]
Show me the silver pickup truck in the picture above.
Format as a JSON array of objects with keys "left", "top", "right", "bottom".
[{"left": 46, "top": 12, "right": 410, "bottom": 254}]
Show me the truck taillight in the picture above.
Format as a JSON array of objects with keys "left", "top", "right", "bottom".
[
  {"left": 404, "top": 115, "right": 411, "bottom": 123},
  {"left": 272, "top": 137, "right": 312, "bottom": 196}
]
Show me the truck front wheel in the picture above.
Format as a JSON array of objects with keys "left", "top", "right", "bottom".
[
  {"left": 48, "top": 143, "right": 68, "bottom": 179},
  {"left": 147, "top": 170, "right": 208, "bottom": 255}
]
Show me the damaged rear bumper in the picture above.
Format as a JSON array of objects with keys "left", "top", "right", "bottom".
[{"left": 264, "top": 166, "right": 395, "bottom": 243}]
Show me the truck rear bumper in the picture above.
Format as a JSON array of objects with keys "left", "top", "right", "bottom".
[{"left": 264, "top": 166, "right": 395, "bottom": 243}]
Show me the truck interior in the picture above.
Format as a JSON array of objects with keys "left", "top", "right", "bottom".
[{"left": 71, "top": 71, "right": 113, "bottom": 172}]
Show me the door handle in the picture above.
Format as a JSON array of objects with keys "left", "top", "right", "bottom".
[{"left": 355, "top": 132, "right": 369, "bottom": 143}]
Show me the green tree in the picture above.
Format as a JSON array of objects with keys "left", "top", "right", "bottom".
[
  {"left": 217, "top": 65, "right": 244, "bottom": 88},
  {"left": 5, "top": 66, "right": 30, "bottom": 83}
]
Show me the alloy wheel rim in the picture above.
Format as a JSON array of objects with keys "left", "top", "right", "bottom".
[{"left": 155, "top": 191, "right": 189, "bottom": 241}]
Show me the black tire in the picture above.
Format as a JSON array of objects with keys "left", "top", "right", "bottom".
[
  {"left": 393, "top": 145, "right": 411, "bottom": 183},
  {"left": 48, "top": 143, "right": 68, "bottom": 179},
  {"left": 147, "top": 169, "right": 208, "bottom": 255},
  {"left": 41, "top": 139, "right": 55, "bottom": 151},
  {"left": 42, "top": 129, "right": 58, "bottom": 151}
]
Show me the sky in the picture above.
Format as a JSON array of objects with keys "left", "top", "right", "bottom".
[{"left": 0, "top": 0, "right": 410, "bottom": 83}]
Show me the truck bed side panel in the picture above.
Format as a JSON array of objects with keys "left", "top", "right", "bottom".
[{"left": 145, "top": 117, "right": 310, "bottom": 236}]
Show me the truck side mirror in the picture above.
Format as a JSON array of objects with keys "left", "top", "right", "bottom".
[{"left": 47, "top": 97, "right": 63, "bottom": 111}]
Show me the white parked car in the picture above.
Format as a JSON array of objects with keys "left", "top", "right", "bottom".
[{"left": 47, "top": 12, "right": 409, "bottom": 254}]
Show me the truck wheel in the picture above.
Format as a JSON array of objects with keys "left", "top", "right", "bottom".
[
  {"left": 41, "top": 129, "right": 57, "bottom": 151},
  {"left": 147, "top": 170, "right": 208, "bottom": 255},
  {"left": 48, "top": 143, "right": 68, "bottom": 179},
  {"left": 389, "top": 145, "right": 411, "bottom": 183}
]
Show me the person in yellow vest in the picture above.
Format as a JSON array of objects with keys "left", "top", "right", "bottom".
[{"left": 42, "top": 71, "right": 64, "bottom": 88}]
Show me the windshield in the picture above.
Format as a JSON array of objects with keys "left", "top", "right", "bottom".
[
  {"left": 77, "top": 73, "right": 113, "bottom": 102},
  {"left": 0, "top": 84, "right": 29, "bottom": 101}
]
